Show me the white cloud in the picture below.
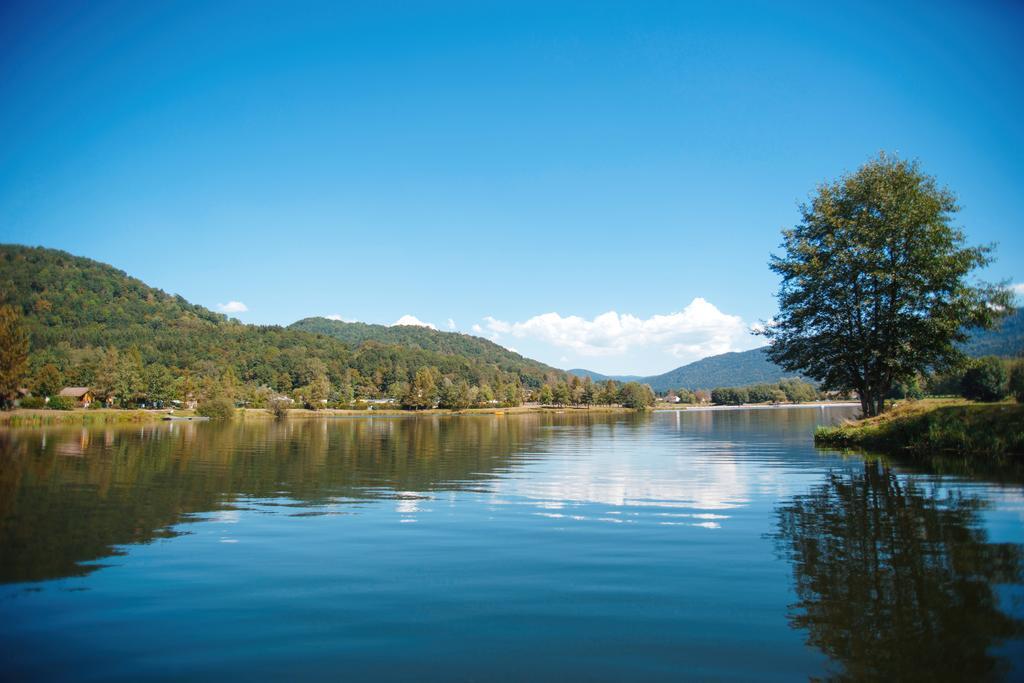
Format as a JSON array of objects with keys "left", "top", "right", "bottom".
[
  {"left": 447, "top": 318, "right": 457, "bottom": 330},
  {"left": 325, "top": 313, "right": 357, "bottom": 322},
  {"left": 480, "top": 298, "right": 753, "bottom": 363},
  {"left": 471, "top": 323, "right": 483, "bottom": 333},
  {"left": 1011, "top": 283, "right": 1024, "bottom": 297},
  {"left": 217, "top": 301, "right": 248, "bottom": 314},
  {"left": 392, "top": 314, "right": 437, "bottom": 330}
]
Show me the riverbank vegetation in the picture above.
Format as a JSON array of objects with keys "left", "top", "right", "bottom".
[
  {"left": 815, "top": 399, "right": 1024, "bottom": 457},
  {"left": 0, "top": 408, "right": 161, "bottom": 427},
  {"left": 707, "top": 378, "right": 820, "bottom": 406}
]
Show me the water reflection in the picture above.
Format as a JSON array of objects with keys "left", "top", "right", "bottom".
[
  {"left": 0, "top": 408, "right": 858, "bottom": 584},
  {"left": 1, "top": 409, "right": 1022, "bottom": 681},
  {"left": 772, "top": 460, "right": 1024, "bottom": 681},
  {"left": 500, "top": 407, "right": 849, "bottom": 519},
  {"left": 0, "top": 416, "right": 546, "bottom": 583}
]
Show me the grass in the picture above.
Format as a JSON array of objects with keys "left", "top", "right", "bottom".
[
  {"left": 815, "top": 398, "right": 1024, "bottom": 457},
  {"left": 0, "top": 408, "right": 167, "bottom": 427},
  {"left": 0, "top": 404, "right": 640, "bottom": 428}
]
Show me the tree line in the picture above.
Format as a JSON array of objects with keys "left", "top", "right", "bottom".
[
  {"left": 2, "top": 300, "right": 664, "bottom": 412},
  {"left": 534, "top": 377, "right": 656, "bottom": 409},
  {"left": 897, "top": 356, "right": 1024, "bottom": 404},
  {"left": 708, "top": 379, "right": 820, "bottom": 406}
]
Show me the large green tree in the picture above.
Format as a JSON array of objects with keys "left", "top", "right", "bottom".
[
  {"left": 619, "top": 381, "right": 655, "bottom": 410},
  {"left": 0, "top": 304, "right": 29, "bottom": 409},
  {"left": 33, "top": 363, "right": 62, "bottom": 398},
  {"left": 764, "top": 153, "right": 1012, "bottom": 417},
  {"left": 402, "top": 366, "right": 439, "bottom": 409}
]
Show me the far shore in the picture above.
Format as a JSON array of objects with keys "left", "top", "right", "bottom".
[
  {"left": 666, "top": 401, "right": 861, "bottom": 412},
  {"left": 0, "top": 400, "right": 862, "bottom": 428}
]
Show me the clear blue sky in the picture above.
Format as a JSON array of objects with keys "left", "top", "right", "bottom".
[{"left": 2, "top": 1, "right": 1022, "bottom": 374}]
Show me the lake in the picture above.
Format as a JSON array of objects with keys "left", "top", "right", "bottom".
[{"left": 1, "top": 407, "right": 1022, "bottom": 681}]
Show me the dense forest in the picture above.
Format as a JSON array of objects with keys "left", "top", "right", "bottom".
[
  {"left": 289, "top": 317, "right": 559, "bottom": 386},
  {"left": 0, "top": 245, "right": 566, "bottom": 408}
]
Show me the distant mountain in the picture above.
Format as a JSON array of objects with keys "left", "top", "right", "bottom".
[
  {"left": 961, "top": 309, "right": 1024, "bottom": 358},
  {"left": 640, "top": 348, "right": 797, "bottom": 392},
  {"left": 569, "top": 348, "right": 796, "bottom": 392},
  {"left": 565, "top": 369, "right": 642, "bottom": 383},
  {"left": 571, "top": 308, "right": 1024, "bottom": 393}
]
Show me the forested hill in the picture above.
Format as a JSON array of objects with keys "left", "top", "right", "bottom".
[
  {"left": 0, "top": 245, "right": 564, "bottom": 396},
  {"left": 961, "top": 308, "right": 1024, "bottom": 358},
  {"left": 642, "top": 348, "right": 796, "bottom": 391},
  {"left": 289, "top": 317, "right": 560, "bottom": 380},
  {"left": 566, "top": 369, "right": 643, "bottom": 383},
  {"left": 571, "top": 348, "right": 796, "bottom": 392}
]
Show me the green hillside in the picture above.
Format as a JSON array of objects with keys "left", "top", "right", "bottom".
[
  {"left": 642, "top": 348, "right": 798, "bottom": 392},
  {"left": 289, "top": 317, "right": 561, "bottom": 384},
  {"left": 0, "top": 245, "right": 562, "bottom": 400},
  {"left": 569, "top": 348, "right": 795, "bottom": 391},
  {"left": 961, "top": 309, "right": 1024, "bottom": 358}
]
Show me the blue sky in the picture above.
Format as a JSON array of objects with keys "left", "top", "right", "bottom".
[{"left": 2, "top": 1, "right": 1022, "bottom": 375}]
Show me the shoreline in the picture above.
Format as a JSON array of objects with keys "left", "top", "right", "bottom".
[
  {"left": 660, "top": 401, "right": 860, "bottom": 412},
  {"left": 0, "top": 401, "right": 861, "bottom": 428}
]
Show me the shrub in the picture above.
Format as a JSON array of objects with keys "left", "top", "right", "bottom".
[
  {"left": 924, "top": 370, "right": 963, "bottom": 397},
  {"left": 197, "top": 397, "right": 236, "bottom": 420},
  {"left": 267, "top": 397, "right": 290, "bottom": 419},
  {"left": 779, "top": 378, "right": 818, "bottom": 402},
  {"left": 1010, "top": 361, "right": 1024, "bottom": 403},
  {"left": 676, "top": 389, "right": 697, "bottom": 404},
  {"left": 19, "top": 396, "right": 45, "bottom": 409},
  {"left": 960, "top": 356, "right": 1008, "bottom": 402},
  {"left": 47, "top": 396, "right": 75, "bottom": 410},
  {"left": 889, "top": 376, "right": 924, "bottom": 400},
  {"left": 711, "top": 387, "right": 748, "bottom": 405},
  {"left": 746, "top": 384, "right": 778, "bottom": 403}
]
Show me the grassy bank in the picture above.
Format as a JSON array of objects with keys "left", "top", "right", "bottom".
[
  {"left": 0, "top": 408, "right": 168, "bottom": 427},
  {"left": 0, "top": 404, "right": 637, "bottom": 427},
  {"left": 815, "top": 399, "right": 1024, "bottom": 457}
]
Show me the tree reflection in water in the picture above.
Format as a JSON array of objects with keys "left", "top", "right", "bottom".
[
  {"left": 772, "top": 460, "right": 1024, "bottom": 682},
  {"left": 0, "top": 416, "right": 546, "bottom": 583}
]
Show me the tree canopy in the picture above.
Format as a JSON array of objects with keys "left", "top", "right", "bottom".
[
  {"left": 0, "top": 304, "right": 29, "bottom": 409},
  {"left": 763, "top": 153, "right": 1012, "bottom": 417}
]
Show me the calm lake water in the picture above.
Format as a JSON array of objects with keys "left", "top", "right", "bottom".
[{"left": 1, "top": 407, "right": 1022, "bottom": 681}]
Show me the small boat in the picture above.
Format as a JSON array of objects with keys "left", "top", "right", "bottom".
[{"left": 162, "top": 415, "right": 210, "bottom": 421}]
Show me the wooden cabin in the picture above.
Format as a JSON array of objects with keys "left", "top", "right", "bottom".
[{"left": 58, "top": 387, "right": 94, "bottom": 408}]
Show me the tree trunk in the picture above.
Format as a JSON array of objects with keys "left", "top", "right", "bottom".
[
  {"left": 859, "top": 393, "right": 872, "bottom": 418},
  {"left": 858, "top": 389, "right": 888, "bottom": 418}
]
